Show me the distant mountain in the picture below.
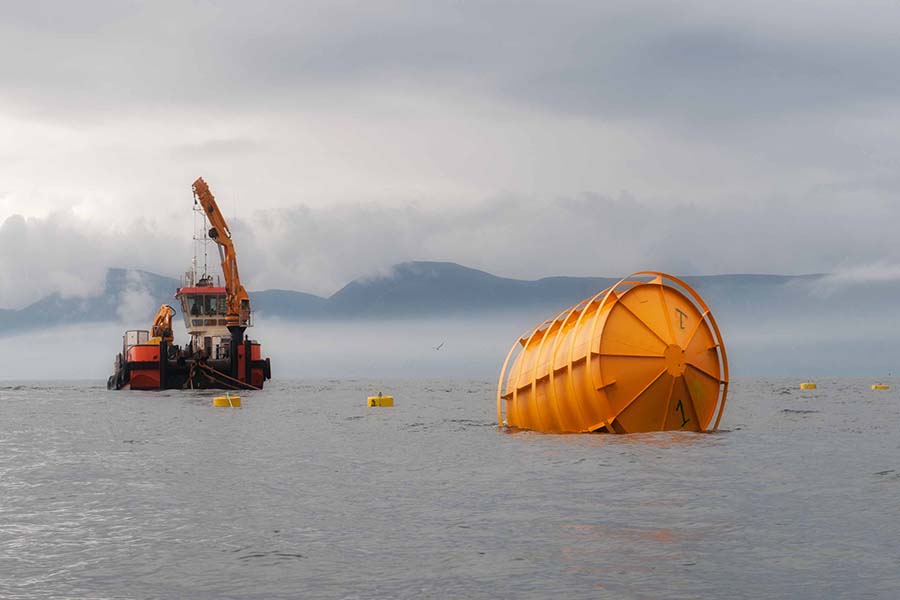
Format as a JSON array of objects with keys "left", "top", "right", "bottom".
[
  {"left": 251, "top": 289, "right": 328, "bottom": 319},
  {"left": 0, "top": 269, "right": 180, "bottom": 334},
  {"left": 326, "top": 262, "right": 618, "bottom": 318},
  {"left": 3, "top": 260, "right": 894, "bottom": 337}
]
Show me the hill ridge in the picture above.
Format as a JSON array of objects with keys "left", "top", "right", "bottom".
[{"left": 0, "top": 261, "right": 859, "bottom": 337}]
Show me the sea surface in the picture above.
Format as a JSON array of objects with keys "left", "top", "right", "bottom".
[{"left": 0, "top": 378, "right": 898, "bottom": 599}]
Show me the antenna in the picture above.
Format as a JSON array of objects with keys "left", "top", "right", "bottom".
[{"left": 192, "top": 192, "right": 210, "bottom": 285}]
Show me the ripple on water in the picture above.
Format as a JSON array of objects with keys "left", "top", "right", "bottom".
[{"left": 0, "top": 377, "right": 898, "bottom": 599}]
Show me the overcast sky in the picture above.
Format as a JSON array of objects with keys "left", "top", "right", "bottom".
[{"left": 2, "top": 0, "right": 900, "bottom": 308}]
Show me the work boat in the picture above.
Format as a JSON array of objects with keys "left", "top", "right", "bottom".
[{"left": 107, "top": 178, "right": 272, "bottom": 391}]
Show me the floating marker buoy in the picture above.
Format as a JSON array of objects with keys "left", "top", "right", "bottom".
[
  {"left": 800, "top": 382, "right": 817, "bottom": 390},
  {"left": 871, "top": 384, "right": 890, "bottom": 391},
  {"left": 367, "top": 392, "right": 394, "bottom": 407},
  {"left": 497, "top": 272, "right": 728, "bottom": 434},
  {"left": 213, "top": 392, "right": 241, "bottom": 407}
]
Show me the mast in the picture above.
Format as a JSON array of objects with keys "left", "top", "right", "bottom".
[{"left": 190, "top": 177, "right": 251, "bottom": 329}]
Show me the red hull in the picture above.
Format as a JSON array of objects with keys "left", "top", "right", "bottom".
[{"left": 109, "top": 340, "right": 271, "bottom": 391}]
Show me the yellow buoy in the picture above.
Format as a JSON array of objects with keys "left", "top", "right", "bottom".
[
  {"left": 497, "top": 272, "right": 728, "bottom": 434},
  {"left": 871, "top": 384, "right": 890, "bottom": 391},
  {"left": 213, "top": 392, "right": 241, "bottom": 407},
  {"left": 367, "top": 393, "right": 394, "bottom": 407},
  {"left": 800, "top": 382, "right": 817, "bottom": 390}
]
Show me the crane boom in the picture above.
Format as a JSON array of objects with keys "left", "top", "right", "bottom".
[
  {"left": 149, "top": 304, "right": 176, "bottom": 343},
  {"left": 191, "top": 177, "right": 251, "bottom": 328}
]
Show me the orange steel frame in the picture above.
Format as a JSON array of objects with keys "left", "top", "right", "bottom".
[{"left": 496, "top": 272, "right": 730, "bottom": 434}]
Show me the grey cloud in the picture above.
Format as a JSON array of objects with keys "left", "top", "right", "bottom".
[
  {"left": 115, "top": 269, "right": 161, "bottom": 324},
  {"left": 0, "top": 211, "right": 188, "bottom": 309},
  {"left": 5, "top": 188, "right": 900, "bottom": 312},
  {"left": 521, "top": 26, "right": 897, "bottom": 122},
  {"left": 235, "top": 190, "right": 900, "bottom": 295},
  {"left": 171, "top": 138, "right": 263, "bottom": 158},
  {"left": 0, "top": 213, "right": 109, "bottom": 306},
  {"left": 4, "top": 1, "right": 900, "bottom": 127},
  {"left": 3, "top": 1, "right": 900, "bottom": 308}
]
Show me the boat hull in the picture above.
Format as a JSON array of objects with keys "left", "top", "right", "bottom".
[{"left": 108, "top": 340, "right": 271, "bottom": 391}]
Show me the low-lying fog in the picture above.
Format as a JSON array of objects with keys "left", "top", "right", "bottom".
[{"left": 2, "top": 308, "right": 900, "bottom": 381}]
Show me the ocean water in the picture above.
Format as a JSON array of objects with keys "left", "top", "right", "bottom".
[{"left": 0, "top": 378, "right": 898, "bottom": 599}]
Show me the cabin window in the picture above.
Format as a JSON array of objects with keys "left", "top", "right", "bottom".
[
  {"left": 187, "top": 296, "right": 202, "bottom": 316},
  {"left": 180, "top": 293, "right": 227, "bottom": 325},
  {"left": 197, "top": 295, "right": 227, "bottom": 315}
]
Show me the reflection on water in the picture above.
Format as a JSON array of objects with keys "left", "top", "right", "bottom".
[{"left": 0, "top": 377, "right": 898, "bottom": 599}]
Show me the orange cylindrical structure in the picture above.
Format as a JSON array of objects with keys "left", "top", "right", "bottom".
[{"left": 497, "top": 272, "right": 729, "bottom": 434}]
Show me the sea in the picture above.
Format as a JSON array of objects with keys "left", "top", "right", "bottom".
[{"left": 0, "top": 378, "right": 898, "bottom": 599}]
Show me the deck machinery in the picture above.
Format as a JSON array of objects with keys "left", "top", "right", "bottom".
[{"left": 108, "top": 178, "right": 272, "bottom": 390}]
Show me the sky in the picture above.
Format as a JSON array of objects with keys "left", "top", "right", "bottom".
[{"left": 2, "top": 0, "right": 900, "bottom": 309}]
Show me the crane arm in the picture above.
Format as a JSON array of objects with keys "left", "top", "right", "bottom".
[
  {"left": 191, "top": 177, "right": 251, "bottom": 328},
  {"left": 149, "top": 304, "right": 176, "bottom": 343}
]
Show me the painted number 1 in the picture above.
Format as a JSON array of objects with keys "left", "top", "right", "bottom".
[
  {"left": 675, "top": 308, "right": 688, "bottom": 330},
  {"left": 675, "top": 399, "right": 690, "bottom": 427}
]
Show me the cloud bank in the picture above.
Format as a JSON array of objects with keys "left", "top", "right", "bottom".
[
  {"left": 4, "top": 190, "right": 900, "bottom": 309},
  {"left": 3, "top": 1, "right": 900, "bottom": 309}
]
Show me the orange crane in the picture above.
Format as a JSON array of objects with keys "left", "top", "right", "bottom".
[
  {"left": 148, "top": 304, "right": 176, "bottom": 344},
  {"left": 191, "top": 177, "right": 251, "bottom": 329}
]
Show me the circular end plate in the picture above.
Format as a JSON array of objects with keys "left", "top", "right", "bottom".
[{"left": 595, "top": 275, "right": 727, "bottom": 433}]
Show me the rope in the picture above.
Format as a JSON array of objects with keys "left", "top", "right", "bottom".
[
  {"left": 180, "top": 358, "right": 261, "bottom": 391},
  {"left": 196, "top": 362, "right": 261, "bottom": 390}
]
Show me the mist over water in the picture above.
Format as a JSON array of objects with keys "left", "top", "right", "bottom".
[
  {"left": 3, "top": 303, "right": 900, "bottom": 381},
  {"left": 0, "top": 315, "right": 532, "bottom": 381},
  {"left": 251, "top": 314, "right": 540, "bottom": 379}
]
